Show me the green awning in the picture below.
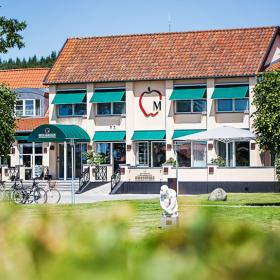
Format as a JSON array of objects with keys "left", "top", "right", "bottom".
[
  {"left": 52, "top": 92, "right": 86, "bottom": 104},
  {"left": 90, "top": 89, "right": 125, "bottom": 103},
  {"left": 132, "top": 130, "right": 166, "bottom": 141},
  {"left": 15, "top": 135, "right": 29, "bottom": 141},
  {"left": 211, "top": 85, "right": 249, "bottom": 99},
  {"left": 93, "top": 131, "right": 126, "bottom": 141},
  {"left": 172, "top": 129, "right": 206, "bottom": 139},
  {"left": 28, "top": 124, "right": 90, "bottom": 142},
  {"left": 170, "top": 87, "right": 206, "bottom": 100}
]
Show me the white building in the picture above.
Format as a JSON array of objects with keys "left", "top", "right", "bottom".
[{"left": 3, "top": 27, "right": 280, "bottom": 194}]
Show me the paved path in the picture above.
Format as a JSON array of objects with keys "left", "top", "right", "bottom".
[{"left": 59, "top": 183, "right": 160, "bottom": 204}]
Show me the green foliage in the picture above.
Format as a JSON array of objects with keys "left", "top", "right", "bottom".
[
  {"left": 0, "top": 51, "right": 57, "bottom": 69},
  {"left": 0, "top": 16, "right": 26, "bottom": 53},
  {"left": 86, "top": 151, "right": 106, "bottom": 165},
  {"left": 0, "top": 84, "right": 16, "bottom": 156},
  {"left": 0, "top": 202, "right": 280, "bottom": 279},
  {"left": 165, "top": 157, "right": 176, "bottom": 166},
  {"left": 211, "top": 156, "right": 226, "bottom": 167},
  {"left": 275, "top": 156, "right": 280, "bottom": 181},
  {"left": 252, "top": 71, "right": 280, "bottom": 154}
]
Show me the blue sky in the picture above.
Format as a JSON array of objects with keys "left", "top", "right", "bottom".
[{"left": 1, "top": 0, "right": 280, "bottom": 60}]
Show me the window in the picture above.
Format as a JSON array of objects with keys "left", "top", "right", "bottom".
[
  {"left": 175, "top": 141, "right": 207, "bottom": 167},
  {"left": 0, "top": 156, "right": 11, "bottom": 167},
  {"left": 58, "top": 103, "right": 86, "bottom": 117},
  {"left": 217, "top": 141, "right": 249, "bottom": 167},
  {"left": 15, "top": 99, "right": 41, "bottom": 117},
  {"left": 96, "top": 102, "right": 125, "bottom": 116},
  {"left": 96, "top": 143, "right": 111, "bottom": 164},
  {"left": 136, "top": 142, "right": 166, "bottom": 167},
  {"left": 16, "top": 100, "right": 23, "bottom": 116},
  {"left": 216, "top": 98, "right": 249, "bottom": 113},
  {"left": 235, "top": 141, "right": 249, "bottom": 166},
  {"left": 175, "top": 100, "right": 206, "bottom": 113}
]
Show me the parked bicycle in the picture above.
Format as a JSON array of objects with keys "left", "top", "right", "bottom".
[
  {"left": 12, "top": 178, "right": 47, "bottom": 204},
  {"left": 45, "top": 180, "right": 61, "bottom": 204}
]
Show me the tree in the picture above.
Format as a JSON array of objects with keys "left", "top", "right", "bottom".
[
  {"left": 0, "top": 84, "right": 16, "bottom": 157},
  {"left": 252, "top": 71, "right": 280, "bottom": 155},
  {"left": 0, "top": 16, "right": 26, "bottom": 53}
]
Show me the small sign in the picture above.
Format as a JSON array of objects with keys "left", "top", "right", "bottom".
[{"left": 39, "top": 133, "right": 56, "bottom": 139}]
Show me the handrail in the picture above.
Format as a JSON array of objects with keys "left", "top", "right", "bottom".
[
  {"left": 79, "top": 167, "right": 90, "bottom": 190},
  {"left": 111, "top": 168, "right": 121, "bottom": 192}
]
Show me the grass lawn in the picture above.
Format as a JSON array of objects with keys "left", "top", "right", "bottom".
[{"left": 21, "top": 193, "right": 280, "bottom": 235}]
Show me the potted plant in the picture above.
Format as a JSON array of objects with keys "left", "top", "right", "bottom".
[
  {"left": 86, "top": 151, "right": 106, "bottom": 166},
  {"left": 211, "top": 156, "right": 226, "bottom": 167},
  {"left": 163, "top": 157, "right": 177, "bottom": 167}
]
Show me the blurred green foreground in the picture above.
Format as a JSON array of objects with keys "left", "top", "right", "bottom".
[{"left": 1, "top": 197, "right": 280, "bottom": 280}]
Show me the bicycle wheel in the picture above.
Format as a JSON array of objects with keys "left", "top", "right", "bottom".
[
  {"left": 34, "top": 188, "right": 47, "bottom": 204},
  {"left": 12, "top": 189, "right": 25, "bottom": 204},
  {"left": 47, "top": 189, "right": 61, "bottom": 204}
]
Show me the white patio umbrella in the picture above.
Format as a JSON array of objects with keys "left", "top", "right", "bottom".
[{"left": 175, "top": 126, "right": 256, "bottom": 143}]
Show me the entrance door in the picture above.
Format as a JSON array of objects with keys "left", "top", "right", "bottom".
[
  {"left": 58, "top": 143, "right": 87, "bottom": 179},
  {"left": 112, "top": 143, "right": 126, "bottom": 171}
]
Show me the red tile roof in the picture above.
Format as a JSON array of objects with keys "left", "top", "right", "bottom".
[
  {"left": 44, "top": 26, "right": 279, "bottom": 84},
  {"left": 0, "top": 68, "right": 49, "bottom": 88},
  {"left": 16, "top": 117, "right": 49, "bottom": 132},
  {"left": 265, "top": 60, "right": 280, "bottom": 71}
]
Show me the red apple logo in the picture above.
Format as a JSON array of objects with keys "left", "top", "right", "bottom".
[{"left": 139, "top": 87, "right": 162, "bottom": 117}]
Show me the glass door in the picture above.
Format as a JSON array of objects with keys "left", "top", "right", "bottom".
[
  {"left": 59, "top": 143, "right": 87, "bottom": 179},
  {"left": 112, "top": 143, "right": 126, "bottom": 171}
]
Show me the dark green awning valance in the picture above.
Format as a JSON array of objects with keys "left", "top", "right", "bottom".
[
  {"left": 211, "top": 85, "right": 249, "bottom": 99},
  {"left": 172, "top": 129, "right": 206, "bottom": 139},
  {"left": 15, "top": 135, "right": 29, "bottom": 141},
  {"left": 132, "top": 130, "right": 166, "bottom": 141},
  {"left": 52, "top": 92, "right": 86, "bottom": 104},
  {"left": 28, "top": 124, "right": 90, "bottom": 142},
  {"left": 170, "top": 87, "right": 206, "bottom": 100},
  {"left": 93, "top": 131, "right": 126, "bottom": 141},
  {"left": 90, "top": 89, "right": 125, "bottom": 103}
]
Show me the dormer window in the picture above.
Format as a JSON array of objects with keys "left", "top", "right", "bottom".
[{"left": 16, "top": 99, "right": 41, "bottom": 117}]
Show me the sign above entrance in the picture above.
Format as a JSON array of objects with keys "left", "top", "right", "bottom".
[
  {"left": 139, "top": 87, "right": 162, "bottom": 117},
  {"left": 38, "top": 128, "right": 56, "bottom": 139}
]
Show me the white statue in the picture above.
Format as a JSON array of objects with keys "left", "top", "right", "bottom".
[{"left": 160, "top": 185, "right": 178, "bottom": 218}]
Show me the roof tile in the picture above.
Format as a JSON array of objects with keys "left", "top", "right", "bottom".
[
  {"left": 16, "top": 117, "right": 49, "bottom": 132},
  {"left": 0, "top": 68, "right": 49, "bottom": 88},
  {"left": 45, "top": 27, "right": 278, "bottom": 84}
]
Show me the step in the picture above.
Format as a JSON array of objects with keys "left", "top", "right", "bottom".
[{"left": 2, "top": 180, "right": 80, "bottom": 192}]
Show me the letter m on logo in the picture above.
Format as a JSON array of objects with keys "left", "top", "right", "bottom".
[{"left": 153, "top": 100, "right": 161, "bottom": 111}]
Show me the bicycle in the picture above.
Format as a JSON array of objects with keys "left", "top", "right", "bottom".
[
  {"left": 45, "top": 180, "right": 61, "bottom": 204},
  {"left": 12, "top": 178, "right": 47, "bottom": 204},
  {"left": 11, "top": 179, "right": 25, "bottom": 204}
]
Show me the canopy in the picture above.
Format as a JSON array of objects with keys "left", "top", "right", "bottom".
[
  {"left": 132, "top": 130, "right": 166, "bottom": 141},
  {"left": 175, "top": 126, "right": 255, "bottom": 143},
  {"left": 172, "top": 129, "right": 206, "bottom": 139},
  {"left": 211, "top": 85, "right": 249, "bottom": 99},
  {"left": 28, "top": 124, "right": 90, "bottom": 142},
  {"left": 170, "top": 87, "right": 206, "bottom": 100},
  {"left": 90, "top": 89, "right": 125, "bottom": 103},
  {"left": 15, "top": 135, "right": 29, "bottom": 141},
  {"left": 52, "top": 92, "right": 86, "bottom": 104},
  {"left": 93, "top": 131, "right": 126, "bottom": 141}
]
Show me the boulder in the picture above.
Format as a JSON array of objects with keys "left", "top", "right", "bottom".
[{"left": 208, "top": 188, "right": 227, "bottom": 201}]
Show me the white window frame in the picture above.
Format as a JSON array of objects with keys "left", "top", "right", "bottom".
[
  {"left": 16, "top": 99, "right": 41, "bottom": 117},
  {"left": 216, "top": 98, "right": 249, "bottom": 113},
  {"left": 95, "top": 102, "right": 126, "bottom": 116},
  {"left": 175, "top": 99, "right": 207, "bottom": 114},
  {"left": 58, "top": 103, "right": 87, "bottom": 117},
  {"left": 174, "top": 141, "right": 207, "bottom": 167},
  {"left": 135, "top": 141, "right": 166, "bottom": 167}
]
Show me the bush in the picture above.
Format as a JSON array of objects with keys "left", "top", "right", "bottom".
[{"left": 0, "top": 203, "right": 280, "bottom": 279}]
